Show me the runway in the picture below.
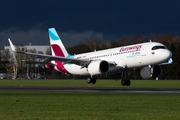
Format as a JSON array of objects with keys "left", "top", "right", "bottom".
[{"left": 0, "top": 86, "right": 180, "bottom": 94}]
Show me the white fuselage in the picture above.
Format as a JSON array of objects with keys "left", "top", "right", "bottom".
[{"left": 56, "top": 42, "right": 172, "bottom": 75}]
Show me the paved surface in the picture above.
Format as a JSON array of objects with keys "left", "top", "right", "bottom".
[{"left": 0, "top": 86, "right": 180, "bottom": 94}]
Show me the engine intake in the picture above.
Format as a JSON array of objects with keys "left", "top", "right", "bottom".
[
  {"left": 88, "top": 60, "right": 109, "bottom": 76},
  {"left": 140, "top": 65, "right": 162, "bottom": 79}
]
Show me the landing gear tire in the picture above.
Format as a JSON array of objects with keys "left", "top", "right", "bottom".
[
  {"left": 87, "top": 77, "right": 96, "bottom": 84},
  {"left": 92, "top": 77, "right": 96, "bottom": 84},
  {"left": 121, "top": 79, "right": 131, "bottom": 86},
  {"left": 121, "top": 79, "right": 126, "bottom": 86},
  {"left": 87, "top": 77, "right": 92, "bottom": 84},
  {"left": 126, "top": 80, "right": 131, "bottom": 86}
]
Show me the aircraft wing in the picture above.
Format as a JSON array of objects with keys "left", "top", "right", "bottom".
[
  {"left": 18, "top": 51, "right": 117, "bottom": 67},
  {"left": 8, "top": 38, "right": 118, "bottom": 67},
  {"left": 18, "top": 51, "right": 90, "bottom": 66}
]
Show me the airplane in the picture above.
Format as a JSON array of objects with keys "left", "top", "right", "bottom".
[{"left": 8, "top": 28, "right": 173, "bottom": 86}]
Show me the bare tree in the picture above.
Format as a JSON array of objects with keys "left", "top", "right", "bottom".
[{"left": 45, "top": 47, "right": 51, "bottom": 55}]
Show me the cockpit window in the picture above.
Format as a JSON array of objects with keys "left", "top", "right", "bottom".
[{"left": 152, "top": 46, "right": 166, "bottom": 50}]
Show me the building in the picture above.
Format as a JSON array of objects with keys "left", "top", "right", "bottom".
[
  {"left": 3, "top": 44, "right": 51, "bottom": 79},
  {"left": 4, "top": 44, "right": 50, "bottom": 55}
]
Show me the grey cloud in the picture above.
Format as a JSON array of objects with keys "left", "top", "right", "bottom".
[
  {"left": 60, "top": 31, "right": 104, "bottom": 46},
  {"left": 0, "top": 29, "right": 104, "bottom": 49}
]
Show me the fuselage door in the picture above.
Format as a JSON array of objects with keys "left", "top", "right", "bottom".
[{"left": 141, "top": 45, "right": 148, "bottom": 56}]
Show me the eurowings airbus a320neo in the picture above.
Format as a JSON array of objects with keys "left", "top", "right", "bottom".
[{"left": 8, "top": 28, "right": 172, "bottom": 86}]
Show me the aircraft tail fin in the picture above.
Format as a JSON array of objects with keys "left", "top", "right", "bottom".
[{"left": 48, "top": 28, "right": 69, "bottom": 57}]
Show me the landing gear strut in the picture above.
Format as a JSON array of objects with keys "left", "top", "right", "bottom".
[
  {"left": 121, "top": 79, "right": 131, "bottom": 86},
  {"left": 87, "top": 77, "right": 96, "bottom": 84}
]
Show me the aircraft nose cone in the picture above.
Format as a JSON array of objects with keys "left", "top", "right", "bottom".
[
  {"left": 163, "top": 49, "right": 172, "bottom": 60},
  {"left": 169, "top": 50, "right": 172, "bottom": 58}
]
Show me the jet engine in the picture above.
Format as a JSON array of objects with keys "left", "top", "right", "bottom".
[
  {"left": 140, "top": 65, "right": 162, "bottom": 79},
  {"left": 88, "top": 60, "right": 109, "bottom": 76}
]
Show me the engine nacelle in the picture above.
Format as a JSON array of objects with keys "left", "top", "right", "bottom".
[
  {"left": 88, "top": 60, "right": 109, "bottom": 76},
  {"left": 140, "top": 65, "right": 162, "bottom": 79}
]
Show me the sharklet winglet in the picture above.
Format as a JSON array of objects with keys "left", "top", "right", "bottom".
[{"left": 8, "top": 38, "right": 16, "bottom": 52}]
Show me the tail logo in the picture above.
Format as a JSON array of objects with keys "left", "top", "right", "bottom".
[{"left": 51, "top": 44, "right": 65, "bottom": 57}]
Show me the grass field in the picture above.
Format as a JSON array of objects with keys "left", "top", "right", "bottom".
[
  {"left": 0, "top": 91, "right": 180, "bottom": 120},
  {"left": 0, "top": 79, "right": 180, "bottom": 88},
  {"left": 0, "top": 79, "right": 180, "bottom": 120}
]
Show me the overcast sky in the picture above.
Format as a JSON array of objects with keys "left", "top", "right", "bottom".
[{"left": 0, "top": 0, "right": 180, "bottom": 49}]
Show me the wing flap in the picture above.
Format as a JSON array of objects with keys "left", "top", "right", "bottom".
[{"left": 22, "top": 60, "right": 56, "bottom": 66}]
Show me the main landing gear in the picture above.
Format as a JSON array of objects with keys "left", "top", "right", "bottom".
[
  {"left": 86, "top": 76, "right": 130, "bottom": 86},
  {"left": 87, "top": 77, "right": 96, "bottom": 84},
  {"left": 121, "top": 79, "right": 131, "bottom": 86}
]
